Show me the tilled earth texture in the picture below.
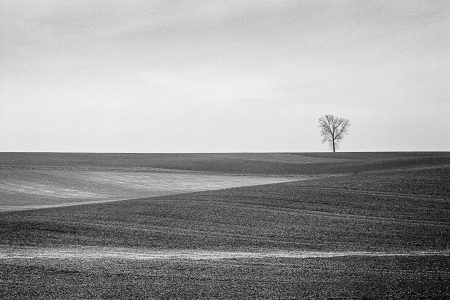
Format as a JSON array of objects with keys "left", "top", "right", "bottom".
[{"left": 1, "top": 152, "right": 449, "bottom": 299}]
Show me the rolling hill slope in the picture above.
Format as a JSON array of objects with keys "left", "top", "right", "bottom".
[
  {"left": 0, "top": 152, "right": 449, "bottom": 299},
  {"left": 1, "top": 164, "right": 448, "bottom": 252}
]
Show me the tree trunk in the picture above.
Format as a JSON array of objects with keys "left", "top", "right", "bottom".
[{"left": 332, "top": 140, "right": 335, "bottom": 152}]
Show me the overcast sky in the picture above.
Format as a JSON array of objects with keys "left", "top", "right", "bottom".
[{"left": 1, "top": 0, "right": 449, "bottom": 152}]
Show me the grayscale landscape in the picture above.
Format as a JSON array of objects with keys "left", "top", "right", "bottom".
[
  {"left": 1, "top": 0, "right": 449, "bottom": 299},
  {"left": 1, "top": 152, "right": 449, "bottom": 299}
]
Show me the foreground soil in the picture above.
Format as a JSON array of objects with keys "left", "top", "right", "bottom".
[
  {"left": 0, "top": 152, "right": 449, "bottom": 299},
  {"left": 1, "top": 255, "right": 448, "bottom": 299}
]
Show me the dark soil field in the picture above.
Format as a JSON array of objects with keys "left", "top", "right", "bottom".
[{"left": 1, "top": 152, "right": 449, "bottom": 299}]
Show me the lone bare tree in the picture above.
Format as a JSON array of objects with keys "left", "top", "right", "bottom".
[{"left": 318, "top": 114, "right": 350, "bottom": 152}]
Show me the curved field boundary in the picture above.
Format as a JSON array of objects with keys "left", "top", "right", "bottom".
[{"left": 0, "top": 169, "right": 312, "bottom": 212}]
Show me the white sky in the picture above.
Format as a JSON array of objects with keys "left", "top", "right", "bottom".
[{"left": 1, "top": 0, "right": 449, "bottom": 152}]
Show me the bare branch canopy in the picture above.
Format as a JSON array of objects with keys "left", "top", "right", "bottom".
[{"left": 318, "top": 115, "right": 350, "bottom": 152}]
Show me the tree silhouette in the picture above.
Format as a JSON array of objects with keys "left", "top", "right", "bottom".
[{"left": 318, "top": 114, "right": 350, "bottom": 152}]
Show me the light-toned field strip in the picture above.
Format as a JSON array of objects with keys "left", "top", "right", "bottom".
[
  {"left": 0, "top": 247, "right": 448, "bottom": 260},
  {"left": 0, "top": 169, "right": 314, "bottom": 212}
]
